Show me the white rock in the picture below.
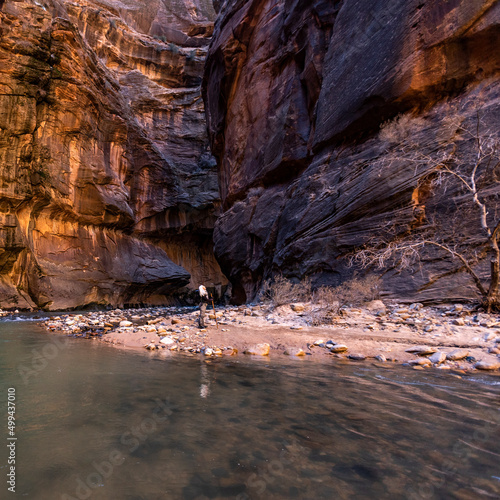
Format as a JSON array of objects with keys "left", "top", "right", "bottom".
[
  {"left": 159, "top": 337, "right": 175, "bottom": 345},
  {"left": 119, "top": 320, "right": 133, "bottom": 327}
]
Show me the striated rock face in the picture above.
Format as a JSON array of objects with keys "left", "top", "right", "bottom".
[
  {"left": 204, "top": 0, "right": 500, "bottom": 303},
  {"left": 0, "top": 0, "right": 226, "bottom": 309}
]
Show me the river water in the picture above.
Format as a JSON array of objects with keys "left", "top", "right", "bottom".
[{"left": 0, "top": 317, "right": 499, "bottom": 500}]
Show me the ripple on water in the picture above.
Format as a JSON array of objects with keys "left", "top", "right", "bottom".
[{"left": 0, "top": 321, "right": 499, "bottom": 499}]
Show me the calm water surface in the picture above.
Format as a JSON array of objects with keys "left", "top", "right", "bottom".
[{"left": 0, "top": 317, "right": 499, "bottom": 500}]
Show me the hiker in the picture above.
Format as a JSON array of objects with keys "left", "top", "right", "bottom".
[{"left": 198, "top": 285, "right": 209, "bottom": 328}]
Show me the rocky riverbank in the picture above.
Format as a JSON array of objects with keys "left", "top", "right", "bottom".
[{"left": 39, "top": 301, "right": 500, "bottom": 373}]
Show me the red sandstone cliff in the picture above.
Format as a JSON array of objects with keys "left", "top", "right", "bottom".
[
  {"left": 0, "top": 0, "right": 226, "bottom": 309},
  {"left": 204, "top": 0, "right": 500, "bottom": 303}
]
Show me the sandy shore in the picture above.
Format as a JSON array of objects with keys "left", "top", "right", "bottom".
[{"left": 40, "top": 301, "right": 500, "bottom": 373}]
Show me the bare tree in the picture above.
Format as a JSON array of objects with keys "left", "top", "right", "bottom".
[{"left": 353, "top": 111, "right": 500, "bottom": 311}]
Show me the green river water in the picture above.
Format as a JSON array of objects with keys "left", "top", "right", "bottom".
[{"left": 0, "top": 316, "right": 499, "bottom": 499}]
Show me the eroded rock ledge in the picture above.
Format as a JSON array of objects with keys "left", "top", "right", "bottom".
[
  {"left": 0, "top": 0, "right": 226, "bottom": 309},
  {"left": 204, "top": 0, "right": 500, "bottom": 303}
]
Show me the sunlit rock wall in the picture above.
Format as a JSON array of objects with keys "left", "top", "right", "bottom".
[
  {"left": 204, "top": 0, "right": 500, "bottom": 303},
  {"left": 0, "top": 0, "right": 227, "bottom": 309}
]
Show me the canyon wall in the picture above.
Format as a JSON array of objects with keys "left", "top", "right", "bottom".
[
  {"left": 0, "top": 0, "right": 227, "bottom": 309},
  {"left": 204, "top": 0, "right": 500, "bottom": 303}
]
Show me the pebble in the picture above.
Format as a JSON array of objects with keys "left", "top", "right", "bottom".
[
  {"left": 409, "top": 303, "right": 424, "bottom": 311},
  {"left": 488, "top": 347, "right": 500, "bottom": 355},
  {"left": 365, "top": 300, "right": 386, "bottom": 313},
  {"left": 374, "top": 354, "right": 386, "bottom": 362},
  {"left": 409, "top": 358, "right": 432, "bottom": 366},
  {"left": 446, "top": 349, "right": 469, "bottom": 361},
  {"left": 453, "top": 318, "right": 465, "bottom": 326},
  {"left": 284, "top": 347, "right": 306, "bottom": 356},
  {"left": 244, "top": 343, "right": 270, "bottom": 356},
  {"left": 290, "top": 326, "right": 303, "bottom": 330},
  {"left": 405, "top": 346, "right": 437, "bottom": 355},
  {"left": 119, "top": 320, "right": 132, "bottom": 327},
  {"left": 202, "top": 347, "right": 214, "bottom": 356},
  {"left": 290, "top": 303, "right": 305, "bottom": 313},
  {"left": 428, "top": 352, "right": 446, "bottom": 364},
  {"left": 329, "top": 344, "right": 348, "bottom": 353},
  {"left": 159, "top": 336, "right": 175, "bottom": 345},
  {"left": 348, "top": 353, "right": 366, "bottom": 361},
  {"left": 474, "top": 360, "right": 500, "bottom": 371}
]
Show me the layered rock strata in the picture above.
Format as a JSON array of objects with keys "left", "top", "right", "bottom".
[
  {"left": 204, "top": 0, "right": 500, "bottom": 303},
  {"left": 0, "top": 0, "right": 226, "bottom": 309}
]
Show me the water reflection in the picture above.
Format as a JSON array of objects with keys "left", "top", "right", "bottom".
[{"left": 0, "top": 320, "right": 499, "bottom": 499}]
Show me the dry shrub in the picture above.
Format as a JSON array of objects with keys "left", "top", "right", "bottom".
[
  {"left": 308, "top": 276, "right": 381, "bottom": 325},
  {"left": 379, "top": 114, "right": 427, "bottom": 144},
  {"left": 260, "top": 275, "right": 312, "bottom": 307}
]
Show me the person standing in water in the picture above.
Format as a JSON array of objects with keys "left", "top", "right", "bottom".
[{"left": 198, "top": 285, "right": 209, "bottom": 328}]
